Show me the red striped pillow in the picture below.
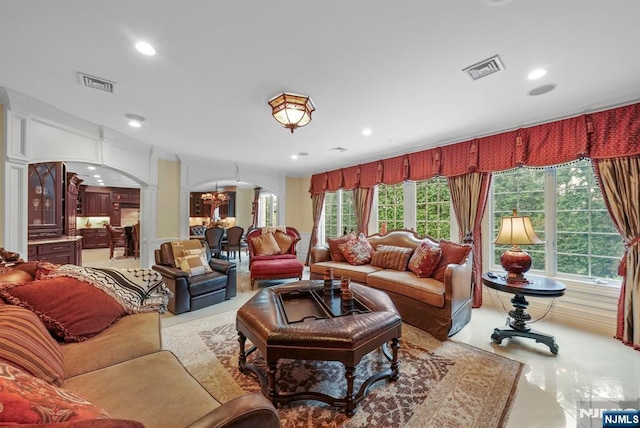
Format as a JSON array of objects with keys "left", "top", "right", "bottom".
[
  {"left": 0, "top": 305, "right": 64, "bottom": 385},
  {"left": 371, "top": 245, "right": 414, "bottom": 271}
]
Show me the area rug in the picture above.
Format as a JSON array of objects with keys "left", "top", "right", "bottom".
[{"left": 162, "top": 310, "right": 522, "bottom": 427}]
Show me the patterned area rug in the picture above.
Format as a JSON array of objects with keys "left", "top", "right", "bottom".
[{"left": 162, "top": 310, "right": 522, "bottom": 427}]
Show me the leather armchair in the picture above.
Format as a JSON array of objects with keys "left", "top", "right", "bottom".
[
  {"left": 153, "top": 240, "right": 237, "bottom": 314},
  {"left": 187, "top": 394, "right": 280, "bottom": 428}
]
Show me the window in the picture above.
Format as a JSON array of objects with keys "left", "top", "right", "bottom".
[
  {"left": 416, "top": 177, "right": 451, "bottom": 239},
  {"left": 259, "top": 193, "right": 278, "bottom": 227},
  {"left": 377, "top": 183, "right": 404, "bottom": 231},
  {"left": 322, "top": 190, "right": 356, "bottom": 240},
  {"left": 491, "top": 159, "right": 622, "bottom": 282}
]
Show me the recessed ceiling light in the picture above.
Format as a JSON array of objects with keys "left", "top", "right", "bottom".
[
  {"left": 528, "top": 83, "right": 557, "bottom": 96},
  {"left": 135, "top": 41, "right": 156, "bottom": 56},
  {"left": 93, "top": 175, "right": 101, "bottom": 178},
  {"left": 528, "top": 69, "right": 547, "bottom": 80},
  {"left": 291, "top": 154, "right": 298, "bottom": 160},
  {"left": 87, "top": 166, "right": 96, "bottom": 170},
  {"left": 99, "top": 183, "right": 106, "bottom": 186},
  {"left": 362, "top": 129, "right": 372, "bottom": 136},
  {"left": 97, "top": 179, "right": 103, "bottom": 183}
]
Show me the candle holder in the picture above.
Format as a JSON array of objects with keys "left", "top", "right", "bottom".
[
  {"left": 341, "top": 289, "right": 354, "bottom": 310},
  {"left": 323, "top": 268, "right": 335, "bottom": 295}
]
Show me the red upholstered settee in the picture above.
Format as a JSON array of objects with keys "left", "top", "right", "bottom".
[{"left": 246, "top": 227, "right": 304, "bottom": 289}]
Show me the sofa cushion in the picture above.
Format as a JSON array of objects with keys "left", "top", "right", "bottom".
[
  {"left": 367, "top": 270, "right": 446, "bottom": 308},
  {"left": 62, "top": 313, "right": 161, "bottom": 379},
  {"left": 187, "top": 271, "right": 228, "bottom": 296},
  {"left": 371, "top": 245, "right": 414, "bottom": 271},
  {"left": 0, "top": 277, "right": 126, "bottom": 343},
  {"left": 408, "top": 241, "right": 442, "bottom": 278},
  {"left": 338, "top": 234, "right": 374, "bottom": 265},
  {"left": 327, "top": 233, "right": 356, "bottom": 262},
  {"left": 310, "top": 261, "right": 383, "bottom": 284},
  {"left": 0, "top": 305, "right": 65, "bottom": 386},
  {"left": 251, "top": 258, "right": 304, "bottom": 276},
  {"left": 169, "top": 240, "right": 205, "bottom": 268},
  {"left": 0, "top": 361, "right": 110, "bottom": 424},
  {"left": 174, "top": 249, "right": 213, "bottom": 277},
  {"left": 274, "top": 230, "right": 297, "bottom": 254},
  {"left": 432, "top": 240, "right": 472, "bottom": 282},
  {"left": 64, "top": 351, "right": 220, "bottom": 428},
  {"left": 251, "top": 232, "right": 281, "bottom": 256}
]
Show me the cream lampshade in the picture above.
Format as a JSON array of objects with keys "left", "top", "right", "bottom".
[{"left": 493, "top": 209, "right": 545, "bottom": 283}]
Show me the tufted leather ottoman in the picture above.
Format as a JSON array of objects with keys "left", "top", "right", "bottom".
[
  {"left": 236, "top": 280, "right": 402, "bottom": 416},
  {"left": 249, "top": 257, "right": 304, "bottom": 289}
]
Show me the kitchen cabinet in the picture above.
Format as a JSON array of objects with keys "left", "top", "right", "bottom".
[
  {"left": 84, "top": 192, "right": 111, "bottom": 216},
  {"left": 112, "top": 189, "right": 140, "bottom": 203},
  {"left": 28, "top": 162, "right": 63, "bottom": 239},
  {"left": 190, "top": 192, "right": 207, "bottom": 217},
  {"left": 219, "top": 192, "right": 236, "bottom": 218},
  {"left": 80, "top": 228, "right": 109, "bottom": 249}
]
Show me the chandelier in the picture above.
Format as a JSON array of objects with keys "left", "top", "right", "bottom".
[
  {"left": 268, "top": 92, "right": 315, "bottom": 133},
  {"left": 201, "top": 187, "right": 229, "bottom": 210}
]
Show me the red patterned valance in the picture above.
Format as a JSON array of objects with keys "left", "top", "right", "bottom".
[{"left": 309, "top": 102, "right": 640, "bottom": 193}]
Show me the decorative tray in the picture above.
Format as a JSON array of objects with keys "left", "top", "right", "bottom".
[{"left": 277, "top": 287, "right": 370, "bottom": 324}]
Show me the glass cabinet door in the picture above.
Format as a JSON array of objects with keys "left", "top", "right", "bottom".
[{"left": 28, "top": 162, "right": 63, "bottom": 238}]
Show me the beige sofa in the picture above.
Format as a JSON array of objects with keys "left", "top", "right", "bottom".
[
  {"left": 0, "top": 264, "right": 279, "bottom": 428},
  {"left": 310, "top": 230, "right": 473, "bottom": 340}
]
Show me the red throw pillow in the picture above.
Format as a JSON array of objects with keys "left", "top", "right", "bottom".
[
  {"left": 431, "top": 239, "right": 472, "bottom": 282},
  {"left": 408, "top": 241, "right": 443, "bottom": 278},
  {"left": 371, "top": 245, "right": 414, "bottom": 271},
  {"left": 338, "top": 234, "right": 375, "bottom": 266},
  {"left": 0, "top": 362, "right": 110, "bottom": 424},
  {"left": 0, "top": 277, "right": 125, "bottom": 343},
  {"left": 327, "top": 233, "right": 356, "bottom": 262}
]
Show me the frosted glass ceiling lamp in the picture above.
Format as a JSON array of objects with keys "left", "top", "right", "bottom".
[
  {"left": 268, "top": 92, "right": 315, "bottom": 133},
  {"left": 493, "top": 209, "right": 545, "bottom": 283}
]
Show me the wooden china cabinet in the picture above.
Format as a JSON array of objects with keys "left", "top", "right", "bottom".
[{"left": 27, "top": 162, "right": 82, "bottom": 265}]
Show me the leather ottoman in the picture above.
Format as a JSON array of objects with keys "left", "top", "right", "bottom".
[{"left": 249, "top": 257, "right": 303, "bottom": 289}]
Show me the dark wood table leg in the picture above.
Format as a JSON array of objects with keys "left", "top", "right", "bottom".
[
  {"left": 267, "top": 362, "right": 278, "bottom": 402},
  {"left": 491, "top": 293, "right": 560, "bottom": 355},
  {"left": 390, "top": 337, "right": 400, "bottom": 380},
  {"left": 344, "top": 366, "right": 356, "bottom": 416},
  {"left": 237, "top": 332, "right": 247, "bottom": 371}
]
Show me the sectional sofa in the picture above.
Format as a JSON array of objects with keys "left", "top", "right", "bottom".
[{"left": 0, "top": 262, "right": 279, "bottom": 428}]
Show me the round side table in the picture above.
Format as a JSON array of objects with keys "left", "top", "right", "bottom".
[{"left": 481, "top": 273, "right": 565, "bottom": 355}]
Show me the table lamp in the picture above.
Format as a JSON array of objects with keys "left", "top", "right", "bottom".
[{"left": 493, "top": 209, "right": 545, "bottom": 283}]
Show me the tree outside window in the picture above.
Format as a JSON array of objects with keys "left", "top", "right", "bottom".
[
  {"left": 377, "top": 183, "right": 404, "bottom": 231},
  {"left": 323, "top": 190, "right": 356, "bottom": 239},
  {"left": 415, "top": 178, "right": 450, "bottom": 239}
]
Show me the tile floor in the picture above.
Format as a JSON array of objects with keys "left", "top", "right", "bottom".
[{"left": 86, "top": 249, "right": 639, "bottom": 427}]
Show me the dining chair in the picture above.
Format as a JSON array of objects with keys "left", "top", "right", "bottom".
[
  {"left": 223, "top": 226, "right": 244, "bottom": 261},
  {"left": 132, "top": 222, "right": 141, "bottom": 259},
  {"left": 205, "top": 226, "right": 225, "bottom": 259},
  {"left": 104, "top": 223, "right": 126, "bottom": 259}
]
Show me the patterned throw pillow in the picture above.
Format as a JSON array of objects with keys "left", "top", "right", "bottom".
[
  {"left": 251, "top": 232, "right": 281, "bottom": 256},
  {"left": 371, "top": 245, "right": 414, "bottom": 271},
  {"left": 0, "top": 305, "right": 65, "bottom": 385},
  {"left": 175, "top": 248, "right": 213, "bottom": 277},
  {"left": 408, "top": 241, "right": 443, "bottom": 278},
  {"left": 169, "top": 240, "right": 205, "bottom": 268},
  {"left": 273, "top": 230, "right": 296, "bottom": 254},
  {"left": 0, "top": 277, "right": 126, "bottom": 343},
  {"left": 338, "top": 234, "right": 375, "bottom": 266},
  {"left": 327, "top": 233, "right": 356, "bottom": 262},
  {"left": 0, "top": 362, "right": 110, "bottom": 424},
  {"left": 431, "top": 239, "right": 472, "bottom": 282}
]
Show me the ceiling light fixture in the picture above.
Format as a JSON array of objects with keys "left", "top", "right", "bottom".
[
  {"left": 362, "top": 129, "right": 372, "bottom": 136},
  {"left": 528, "top": 69, "right": 547, "bottom": 80},
  {"left": 125, "top": 113, "right": 146, "bottom": 128},
  {"left": 268, "top": 92, "right": 315, "bottom": 133},
  {"left": 135, "top": 41, "right": 156, "bottom": 56},
  {"left": 87, "top": 166, "right": 96, "bottom": 170},
  {"left": 291, "top": 154, "right": 298, "bottom": 160}
]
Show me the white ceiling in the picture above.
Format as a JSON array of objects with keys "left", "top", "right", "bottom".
[{"left": 1, "top": 0, "right": 639, "bottom": 184}]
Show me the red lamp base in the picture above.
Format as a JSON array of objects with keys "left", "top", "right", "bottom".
[{"left": 500, "top": 247, "right": 532, "bottom": 284}]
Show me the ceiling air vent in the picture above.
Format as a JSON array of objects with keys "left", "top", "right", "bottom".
[
  {"left": 330, "top": 146, "right": 348, "bottom": 152},
  {"left": 78, "top": 72, "right": 116, "bottom": 93},
  {"left": 462, "top": 55, "right": 505, "bottom": 80}
]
